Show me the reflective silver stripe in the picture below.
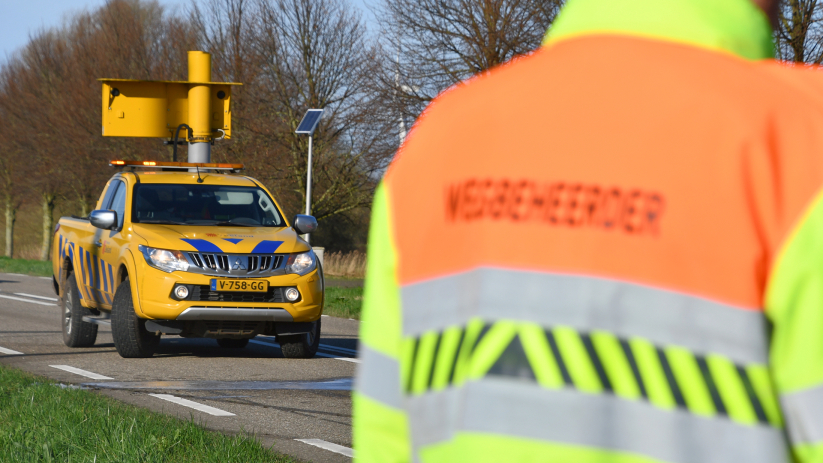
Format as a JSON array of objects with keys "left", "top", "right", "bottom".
[
  {"left": 402, "top": 268, "right": 768, "bottom": 364},
  {"left": 782, "top": 384, "right": 823, "bottom": 445},
  {"left": 355, "top": 345, "right": 403, "bottom": 409},
  {"left": 406, "top": 379, "right": 789, "bottom": 463}
]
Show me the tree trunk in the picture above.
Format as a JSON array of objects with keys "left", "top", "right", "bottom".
[
  {"left": 80, "top": 199, "right": 89, "bottom": 217},
  {"left": 4, "top": 195, "right": 15, "bottom": 258},
  {"left": 40, "top": 193, "right": 56, "bottom": 261}
]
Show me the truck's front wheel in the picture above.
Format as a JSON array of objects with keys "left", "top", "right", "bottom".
[
  {"left": 278, "top": 319, "right": 320, "bottom": 359},
  {"left": 61, "top": 271, "right": 98, "bottom": 347},
  {"left": 111, "top": 277, "right": 160, "bottom": 358}
]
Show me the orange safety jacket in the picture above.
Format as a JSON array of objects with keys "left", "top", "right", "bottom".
[{"left": 354, "top": 0, "right": 823, "bottom": 461}]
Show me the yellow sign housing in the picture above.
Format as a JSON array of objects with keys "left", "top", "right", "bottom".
[{"left": 100, "top": 51, "right": 241, "bottom": 140}]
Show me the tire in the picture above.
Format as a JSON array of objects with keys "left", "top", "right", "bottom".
[
  {"left": 61, "top": 271, "right": 98, "bottom": 347},
  {"left": 278, "top": 319, "right": 320, "bottom": 359},
  {"left": 111, "top": 277, "right": 160, "bottom": 358},
  {"left": 216, "top": 338, "right": 250, "bottom": 349}
]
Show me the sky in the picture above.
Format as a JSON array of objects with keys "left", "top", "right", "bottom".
[{"left": 1, "top": 0, "right": 376, "bottom": 62}]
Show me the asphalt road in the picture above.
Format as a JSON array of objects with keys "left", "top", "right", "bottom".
[{"left": 0, "top": 272, "right": 359, "bottom": 462}]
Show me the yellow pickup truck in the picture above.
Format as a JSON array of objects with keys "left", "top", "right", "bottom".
[{"left": 52, "top": 161, "right": 324, "bottom": 358}]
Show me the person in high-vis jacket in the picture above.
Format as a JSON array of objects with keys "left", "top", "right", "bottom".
[{"left": 353, "top": 0, "right": 823, "bottom": 461}]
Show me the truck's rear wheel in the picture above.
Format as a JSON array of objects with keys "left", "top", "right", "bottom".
[
  {"left": 61, "top": 271, "right": 98, "bottom": 347},
  {"left": 216, "top": 338, "right": 250, "bottom": 349},
  {"left": 278, "top": 319, "right": 320, "bottom": 359},
  {"left": 111, "top": 277, "right": 159, "bottom": 358}
]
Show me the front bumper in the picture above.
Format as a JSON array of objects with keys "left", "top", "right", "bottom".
[
  {"left": 175, "top": 307, "right": 294, "bottom": 321},
  {"left": 134, "top": 260, "right": 323, "bottom": 322}
]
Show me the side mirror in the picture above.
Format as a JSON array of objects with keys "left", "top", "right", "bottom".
[
  {"left": 292, "top": 214, "right": 318, "bottom": 235},
  {"left": 90, "top": 210, "right": 117, "bottom": 230}
]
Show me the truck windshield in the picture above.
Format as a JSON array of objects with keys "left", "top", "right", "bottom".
[{"left": 132, "top": 184, "right": 285, "bottom": 227}]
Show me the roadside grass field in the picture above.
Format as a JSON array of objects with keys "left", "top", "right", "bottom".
[
  {"left": 0, "top": 256, "right": 52, "bottom": 277},
  {"left": 323, "top": 286, "right": 363, "bottom": 320},
  {"left": 0, "top": 365, "right": 296, "bottom": 463}
]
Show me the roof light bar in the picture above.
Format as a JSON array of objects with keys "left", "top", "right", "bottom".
[{"left": 109, "top": 160, "right": 244, "bottom": 171}]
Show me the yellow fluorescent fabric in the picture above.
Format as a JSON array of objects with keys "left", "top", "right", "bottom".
[
  {"left": 766, "top": 189, "right": 823, "bottom": 394},
  {"left": 358, "top": 183, "right": 402, "bottom": 358},
  {"left": 765, "top": 188, "right": 823, "bottom": 459},
  {"left": 353, "top": 393, "right": 411, "bottom": 463},
  {"left": 544, "top": 0, "right": 773, "bottom": 60},
  {"left": 420, "top": 433, "right": 667, "bottom": 463},
  {"left": 354, "top": 183, "right": 410, "bottom": 461}
]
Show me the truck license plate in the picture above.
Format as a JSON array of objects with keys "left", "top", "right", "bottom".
[{"left": 210, "top": 279, "right": 269, "bottom": 292}]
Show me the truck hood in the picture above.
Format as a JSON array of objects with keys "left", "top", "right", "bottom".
[{"left": 131, "top": 224, "right": 310, "bottom": 254}]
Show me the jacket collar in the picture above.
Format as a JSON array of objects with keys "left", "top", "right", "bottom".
[{"left": 544, "top": 0, "right": 774, "bottom": 60}]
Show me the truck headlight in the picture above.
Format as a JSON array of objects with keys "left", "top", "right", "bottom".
[
  {"left": 284, "top": 251, "right": 316, "bottom": 276},
  {"left": 139, "top": 245, "right": 190, "bottom": 273}
]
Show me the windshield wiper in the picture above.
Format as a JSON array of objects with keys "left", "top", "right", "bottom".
[{"left": 136, "top": 220, "right": 189, "bottom": 225}]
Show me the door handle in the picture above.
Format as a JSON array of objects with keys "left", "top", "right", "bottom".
[{"left": 94, "top": 240, "right": 103, "bottom": 247}]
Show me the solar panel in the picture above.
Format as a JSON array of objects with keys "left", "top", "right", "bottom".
[{"left": 295, "top": 109, "right": 324, "bottom": 135}]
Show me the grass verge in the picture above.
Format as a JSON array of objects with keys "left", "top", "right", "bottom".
[
  {"left": 0, "top": 364, "right": 297, "bottom": 463},
  {"left": 0, "top": 257, "right": 52, "bottom": 277},
  {"left": 323, "top": 286, "right": 363, "bottom": 320}
]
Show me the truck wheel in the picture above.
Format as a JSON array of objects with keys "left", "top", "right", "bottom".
[
  {"left": 111, "top": 277, "right": 159, "bottom": 358},
  {"left": 216, "top": 338, "right": 250, "bottom": 349},
  {"left": 61, "top": 271, "right": 98, "bottom": 347},
  {"left": 278, "top": 319, "right": 320, "bottom": 359}
]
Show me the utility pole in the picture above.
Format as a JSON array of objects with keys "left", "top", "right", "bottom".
[{"left": 295, "top": 109, "right": 325, "bottom": 244}]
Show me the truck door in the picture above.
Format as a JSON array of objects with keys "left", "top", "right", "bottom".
[
  {"left": 74, "top": 179, "right": 117, "bottom": 305},
  {"left": 90, "top": 179, "right": 127, "bottom": 308}
]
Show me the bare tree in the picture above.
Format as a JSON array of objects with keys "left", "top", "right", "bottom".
[
  {"left": 0, "top": 0, "right": 198, "bottom": 260},
  {"left": 375, "top": 0, "right": 564, "bottom": 122},
  {"left": 0, "top": 127, "right": 23, "bottom": 258},
  {"left": 0, "top": 0, "right": 405, "bottom": 255},
  {"left": 0, "top": 66, "right": 24, "bottom": 258},
  {"left": 776, "top": 0, "right": 823, "bottom": 63},
  {"left": 243, "top": 0, "right": 391, "bottom": 220},
  {"left": 192, "top": 0, "right": 257, "bottom": 83}
]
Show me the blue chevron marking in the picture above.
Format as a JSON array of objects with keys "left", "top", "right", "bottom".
[
  {"left": 251, "top": 240, "right": 284, "bottom": 254},
  {"left": 79, "top": 247, "right": 87, "bottom": 286},
  {"left": 108, "top": 264, "right": 114, "bottom": 294},
  {"left": 100, "top": 257, "right": 107, "bottom": 292},
  {"left": 180, "top": 239, "right": 223, "bottom": 253}
]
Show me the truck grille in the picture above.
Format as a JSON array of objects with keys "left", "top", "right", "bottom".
[
  {"left": 190, "top": 285, "right": 289, "bottom": 303},
  {"left": 185, "top": 253, "right": 285, "bottom": 277}
]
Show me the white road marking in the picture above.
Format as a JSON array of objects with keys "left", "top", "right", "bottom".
[
  {"left": 38, "top": 277, "right": 52, "bottom": 280},
  {"left": 4, "top": 273, "right": 26, "bottom": 277},
  {"left": 0, "top": 346, "right": 23, "bottom": 355},
  {"left": 0, "top": 294, "right": 56, "bottom": 306},
  {"left": 295, "top": 439, "right": 354, "bottom": 458},
  {"left": 315, "top": 352, "right": 360, "bottom": 363},
  {"left": 249, "top": 339, "right": 360, "bottom": 363},
  {"left": 49, "top": 365, "right": 113, "bottom": 380},
  {"left": 14, "top": 293, "right": 58, "bottom": 302},
  {"left": 149, "top": 394, "right": 235, "bottom": 416}
]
